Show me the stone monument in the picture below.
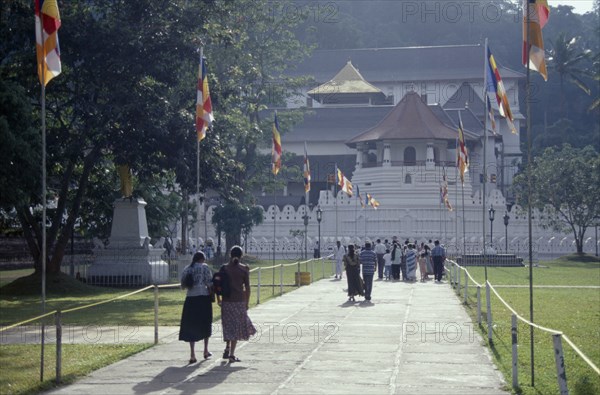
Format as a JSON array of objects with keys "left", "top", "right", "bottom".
[{"left": 88, "top": 197, "right": 169, "bottom": 286}]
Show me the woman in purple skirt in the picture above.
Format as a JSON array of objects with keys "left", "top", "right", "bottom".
[{"left": 217, "top": 246, "right": 256, "bottom": 363}]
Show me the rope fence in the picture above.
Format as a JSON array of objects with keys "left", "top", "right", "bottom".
[
  {"left": 445, "top": 259, "right": 600, "bottom": 393},
  {"left": 0, "top": 255, "right": 333, "bottom": 385}
]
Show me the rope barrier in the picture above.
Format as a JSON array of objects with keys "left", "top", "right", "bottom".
[
  {"left": 0, "top": 310, "right": 57, "bottom": 333},
  {"left": 61, "top": 285, "right": 154, "bottom": 314},
  {"left": 448, "top": 259, "right": 598, "bottom": 376}
]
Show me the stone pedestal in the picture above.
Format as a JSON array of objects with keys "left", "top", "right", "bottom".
[{"left": 88, "top": 199, "right": 169, "bottom": 286}]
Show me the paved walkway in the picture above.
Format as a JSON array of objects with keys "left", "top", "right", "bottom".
[{"left": 46, "top": 278, "right": 508, "bottom": 394}]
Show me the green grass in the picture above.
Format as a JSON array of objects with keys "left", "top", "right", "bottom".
[
  {"left": 0, "top": 258, "right": 331, "bottom": 327},
  {"left": 453, "top": 255, "right": 600, "bottom": 394},
  {"left": 0, "top": 343, "right": 151, "bottom": 395},
  {"left": 0, "top": 258, "right": 327, "bottom": 394}
]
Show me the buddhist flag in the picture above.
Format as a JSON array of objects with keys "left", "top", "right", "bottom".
[
  {"left": 35, "top": 0, "right": 62, "bottom": 86},
  {"left": 441, "top": 170, "right": 453, "bottom": 212},
  {"left": 303, "top": 142, "right": 310, "bottom": 193},
  {"left": 367, "top": 193, "right": 380, "bottom": 209},
  {"left": 486, "top": 47, "right": 517, "bottom": 134},
  {"left": 487, "top": 96, "right": 497, "bottom": 134},
  {"left": 357, "top": 186, "right": 365, "bottom": 208},
  {"left": 196, "top": 55, "right": 214, "bottom": 141},
  {"left": 336, "top": 167, "right": 353, "bottom": 197},
  {"left": 272, "top": 112, "right": 282, "bottom": 175},
  {"left": 456, "top": 112, "right": 469, "bottom": 185},
  {"left": 523, "top": 0, "right": 549, "bottom": 81}
]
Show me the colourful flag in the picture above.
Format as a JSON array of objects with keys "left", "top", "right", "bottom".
[
  {"left": 272, "top": 112, "right": 282, "bottom": 175},
  {"left": 456, "top": 112, "right": 469, "bottom": 185},
  {"left": 35, "top": 0, "right": 62, "bottom": 86},
  {"left": 441, "top": 170, "right": 453, "bottom": 212},
  {"left": 303, "top": 142, "right": 310, "bottom": 193},
  {"left": 523, "top": 0, "right": 549, "bottom": 81},
  {"left": 486, "top": 96, "right": 497, "bottom": 134},
  {"left": 196, "top": 55, "right": 214, "bottom": 141},
  {"left": 486, "top": 46, "right": 517, "bottom": 134},
  {"left": 367, "top": 193, "right": 380, "bottom": 209},
  {"left": 356, "top": 186, "right": 365, "bottom": 208},
  {"left": 336, "top": 167, "right": 353, "bottom": 197}
]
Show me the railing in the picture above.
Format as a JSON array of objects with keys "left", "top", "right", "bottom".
[
  {"left": 0, "top": 255, "right": 333, "bottom": 385},
  {"left": 445, "top": 259, "right": 600, "bottom": 394}
]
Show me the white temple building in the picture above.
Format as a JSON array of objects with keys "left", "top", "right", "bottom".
[{"left": 191, "top": 45, "right": 597, "bottom": 258}]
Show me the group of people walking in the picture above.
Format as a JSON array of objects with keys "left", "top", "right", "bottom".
[
  {"left": 178, "top": 246, "right": 256, "bottom": 364},
  {"left": 338, "top": 238, "right": 446, "bottom": 302}
]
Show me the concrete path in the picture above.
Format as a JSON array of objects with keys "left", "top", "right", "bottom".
[{"left": 46, "top": 278, "right": 508, "bottom": 395}]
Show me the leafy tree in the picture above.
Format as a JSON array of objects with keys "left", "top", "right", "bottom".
[
  {"left": 0, "top": 0, "right": 235, "bottom": 273},
  {"left": 211, "top": 202, "right": 263, "bottom": 251},
  {"left": 513, "top": 144, "right": 600, "bottom": 254},
  {"left": 548, "top": 32, "right": 592, "bottom": 115}
]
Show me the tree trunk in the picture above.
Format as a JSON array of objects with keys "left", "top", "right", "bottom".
[{"left": 225, "top": 231, "right": 241, "bottom": 255}]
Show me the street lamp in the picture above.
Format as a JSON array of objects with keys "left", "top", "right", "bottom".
[
  {"left": 316, "top": 207, "right": 323, "bottom": 258},
  {"left": 303, "top": 210, "right": 309, "bottom": 260},
  {"left": 488, "top": 205, "right": 496, "bottom": 249},
  {"left": 503, "top": 211, "right": 510, "bottom": 253}
]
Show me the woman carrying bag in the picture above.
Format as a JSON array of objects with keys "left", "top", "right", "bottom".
[{"left": 179, "top": 251, "right": 214, "bottom": 364}]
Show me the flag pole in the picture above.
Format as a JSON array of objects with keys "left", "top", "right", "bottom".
[
  {"left": 482, "top": 38, "right": 489, "bottom": 282},
  {"left": 196, "top": 47, "right": 203, "bottom": 255},
  {"left": 525, "top": 1, "right": 535, "bottom": 386},
  {"left": 272, "top": 171, "right": 276, "bottom": 295},
  {"left": 38, "top": 10, "right": 47, "bottom": 382}
]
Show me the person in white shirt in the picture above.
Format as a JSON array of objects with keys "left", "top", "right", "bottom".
[
  {"left": 374, "top": 239, "right": 387, "bottom": 280},
  {"left": 333, "top": 240, "right": 346, "bottom": 279},
  {"left": 383, "top": 249, "right": 392, "bottom": 280}
]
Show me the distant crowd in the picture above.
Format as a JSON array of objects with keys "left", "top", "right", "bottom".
[{"left": 331, "top": 238, "right": 447, "bottom": 302}]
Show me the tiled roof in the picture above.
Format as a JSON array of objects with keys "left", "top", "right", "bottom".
[
  {"left": 291, "top": 45, "right": 524, "bottom": 83},
  {"left": 346, "top": 92, "right": 461, "bottom": 145}
]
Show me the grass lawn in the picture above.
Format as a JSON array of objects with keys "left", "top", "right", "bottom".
[
  {"left": 0, "top": 343, "right": 151, "bottom": 395},
  {"left": 0, "top": 258, "right": 331, "bottom": 394},
  {"left": 454, "top": 255, "right": 600, "bottom": 395}
]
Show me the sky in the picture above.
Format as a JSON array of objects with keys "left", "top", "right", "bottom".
[{"left": 549, "top": 0, "right": 596, "bottom": 14}]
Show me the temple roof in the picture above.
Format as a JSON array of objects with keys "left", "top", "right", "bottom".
[
  {"left": 307, "top": 61, "right": 384, "bottom": 98},
  {"left": 291, "top": 45, "right": 525, "bottom": 83},
  {"left": 346, "top": 92, "right": 465, "bottom": 146}
]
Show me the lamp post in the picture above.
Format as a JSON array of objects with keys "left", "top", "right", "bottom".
[
  {"left": 316, "top": 207, "right": 323, "bottom": 258},
  {"left": 488, "top": 205, "right": 496, "bottom": 250},
  {"left": 503, "top": 211, "right": 510, "bottom": 253},
  {"left": 303, "top": 211, "right": 309, "bottom": 260}
]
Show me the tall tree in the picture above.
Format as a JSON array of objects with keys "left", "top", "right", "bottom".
[
  {"left": 548, "top": 32, "right": 592, "bottom": 115},
  {"left": 513, "top": 144, "right": 600, "bottom": 254}
]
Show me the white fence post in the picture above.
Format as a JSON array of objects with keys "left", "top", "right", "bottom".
[
  {"left": 310, "top": 259, "right": 314, "bottom": 283},
  {"left": 553, "top": 334, "right": 569, "bottom": 395},
  {"left": 153, "top": 285, "right": 159, "bottom": 345},
  {"left": 257, "top": 267, "right": 261, "bottom": 305},
  {"left": 280, "top": 263, "right": 283, "bottom": 296},
  {"left": 512, "top": 314, "right": 518, "bottom": 390},
  {"left": 464, "top": 270, "right": 468, "bottom": 304},
  {"left": 486, "top": 282, "right": 493, "bottom": 344},
  {"left": 55, "top": 310, "right": 62, "bottom": 384},
  {"left": 477, "top": 286, "right": 482, "bottom": 325}
]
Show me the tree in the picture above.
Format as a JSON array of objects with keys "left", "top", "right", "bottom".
[
  {"left": 211, "top": 202, "right": 263, "bottom": 252},
  {"left": 513, "top": 144, "right": 600, "bottom": 254},
  {"left": 548, "top": 32, "right": 592, "bottom": 115},
  {"left": 0, "top": 0, "right": 234, "bottom": 273}
]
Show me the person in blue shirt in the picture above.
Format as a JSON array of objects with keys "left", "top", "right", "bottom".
[
  {"left": 431, "top": 240, "right": 447, "bottom": 282},
  {"left": 359, "top": 242, "right": 377, "bottom": 301}
]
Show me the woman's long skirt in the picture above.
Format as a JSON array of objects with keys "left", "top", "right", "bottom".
[
  {"left": 346, "top": 265, "right": 364, "bottom": 297},
  {"left": 221, "top": 301, "right": 257, "bottom": 341},
  {"left": 179, "top": 295, "right": 212, "bottom": 342}
]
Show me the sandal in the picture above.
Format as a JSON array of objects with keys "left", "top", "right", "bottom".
[
  {"left": 228, "top": 355, "right": 241, "bottom": 363},
  {"left": 189, "top": 357, "right": 197, "bottom": 364},
  {"left": 204, "top": 352, "right": 212, "bottom": 360},
  {"left": 222, "top": 349, "right": 230, "bottom": 359}
]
